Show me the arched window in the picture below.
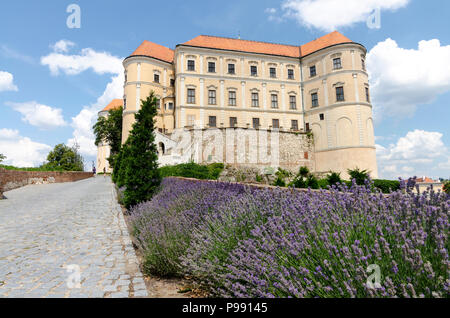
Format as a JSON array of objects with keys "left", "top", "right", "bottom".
[{"left": 159, "top": 142, "right": 165, "bottom": 155}]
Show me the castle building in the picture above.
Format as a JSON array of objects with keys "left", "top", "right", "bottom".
[{"left": 110, "top": 31, "right": 377, "bottom": 178}]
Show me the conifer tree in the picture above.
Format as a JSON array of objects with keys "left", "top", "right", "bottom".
[{"left": 123, "top": 92, "right": 161, "bottom": 208}]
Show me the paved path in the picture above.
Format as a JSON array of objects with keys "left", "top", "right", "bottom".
[{"left": 0, "top": 177, "right": 148, "bottom": 298}]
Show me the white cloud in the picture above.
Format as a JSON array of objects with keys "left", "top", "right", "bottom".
[
  {"left": 377, "top": 130, "right": 449, "bottom": 179},
  {"left": 0, "top": 129, "right": 52, "bottom": 167},
  {"left": 41, "top": 44, "right": 124, "bottom": 157},
  {"left": 0, "top": 71, "right": 18, "bottom": 92},
  {"left": 281, "top": 0, "right": 409, "bottom": 31},
  {"left": 51, "top": 40, "right": 76, "bottom": 53},
  {"left": 41, "top": 48, "right": 123, "bottom": 76},
  {"left": 367, "top": 38, "right": 450, "bottom": 119},
  {"left": 6, "top": 101, "right": 67, "bottom": 129}
]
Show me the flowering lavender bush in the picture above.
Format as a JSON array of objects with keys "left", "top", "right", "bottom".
[{"left": 130, "top": 178, "right": 449, "bottom": 298}]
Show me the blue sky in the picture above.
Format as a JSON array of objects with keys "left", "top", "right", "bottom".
[{"left": 0, "top": 0, "right": 449, "bottom": 179}]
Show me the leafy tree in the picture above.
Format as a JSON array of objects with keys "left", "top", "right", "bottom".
[
  {"left": 115, "top": 141, "right": 132, "bottom": 187},
  {"left": 326, "top": 172, "right": 342, "bottom": 187},
  {"left": 444, "top": 181, "right": 450, "bottom": 194},
  {"left": 93, "top": 106, "right": 123, "bottom": 169},
  {"left": 43, "top": 143, "right": 84, "bottom": 171},
  {"left": 348, "top": 168, "right": 370, "bottom": 186},
  {"left": 0, "top": 153, "right": 5, "bottom": 163},
  {"left": 123, "top": 93, "right": 161, "bottom": 208}
]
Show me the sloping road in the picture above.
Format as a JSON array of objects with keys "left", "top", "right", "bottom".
[{"left": 0, "top": 176, "right": 148, "bottom": 298}]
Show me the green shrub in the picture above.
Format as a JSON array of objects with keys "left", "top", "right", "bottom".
[
  {"left": 326, "top": 172, "right": 342, "bottom": 187},
  {"left": 348, "top": 168, "right": 370, "bottom": 185},
  {"left": 373, "top": 179, "right": 401, "bottom": 193},
  {"left": 292, "top": 176, "right": 307, "bottom": 189},
  {"left": 306, "top": 175, "right": 319, "bottom": 189},
  {"left": 206, "top": 163, "right": 225, "bottom": 180},
  {"left": 299, "top": 166, "right": 310, "bottom": 178},
  {"left": 255, "top": 174, "right": 263, "bottom": 183},
  {"left": 318, "top": 179, "right": 329, "bottom": 189},
  {"left": 273, "top": 176, "right": 286, "bottom": 187},
  {"left": 442, "top": 181, "right": 449, "bottom": 194}
]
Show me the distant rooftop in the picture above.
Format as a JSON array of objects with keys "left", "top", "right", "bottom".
[{"left": 101, "top": 99, "right": 123, "bottom": 112}]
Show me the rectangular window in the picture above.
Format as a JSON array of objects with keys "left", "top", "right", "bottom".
[
  {"left": 311, "top": 93, "right": 319, "bottom": 107},
  {"left": 272, "top": 119, "right": 280, "bottom": 129},
  {"left": 288, "top": 69, "right": 294, "bottom": 79},
  {"left": 156, "top": 99, "right": 161, "bottom": 109},
  {"left": 208, "top": 116, "right": 217, "bottom": 127},
  {"left": 336, "top": 86, "right": 345, "bottom": 101},
  {"left": 310, "top": 65, "right": 316, "bottom": 77},
  {"left": 208, "top": 62, "right": 216, "bottom": 73},
  {"left": 306, "top": 123, "right": 310, "bottom": 131},
  {"left": 271, "top": 94, "right": 278, "bottom": 109},
  {"left": 187, "top": 89, "right": 195, "bottom": 104},
  {"left": 270, "top": 67, "right": 276, "bottom": 78},
  {"left": 229, "top": 117, "right": 237, "bottom": 128},
  {"left": 187, "top": 60, "right": 195, "bottom": 71},
  {"left": 170, "top": 79, "right": 175, "bottom": 87},
  {"left": 252, "top": 118, "right": 260, "bottom": 129},
  {"left": 228, "top": 64, "right": 235, "bottom": 74},
  {"left": 291, "top": 120, "right": 299, "bottom": 131},
  {"left": 251, "top": 65, "right": 258, "bottom": 76},
  {"left": 228, "top": 91, "right": 237, "bottom": 106},
  {"left": 251, "top": 93, "right": 259, "bottom": 107},
  {"left": 167, "top": 102, "right": 174, "bottom": 110},
  {"left": 187, "top": 115, "right": 195, "bottom": 126},
  {"left": 365, "top": 87, "right": 370, "bottom": 102},
  {"left": 320, "top": 114, "right": 325, "bottom": 121},
  {"left": 333, "top": 58, "right": 342, "bottom": 69},
  {"left": 208, "top": 90, "right": 217, "bottom": 105},
  {"left": 154, "top": 74, "right": 160, "bottom": 83},
  {"left": 362, "top": 59, "right": 366, "bottom": 71},
  {"left": 289, "top": 95, "right": 297, "bottom": 110},
  {"left": 123, "top": 97, "right": 127, "bottom": 110}
]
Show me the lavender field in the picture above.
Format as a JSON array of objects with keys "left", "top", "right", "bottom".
[{"left": 129, "top": 177, "right": 449, "bottom": 298}]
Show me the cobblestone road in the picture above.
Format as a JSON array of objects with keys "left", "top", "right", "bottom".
[{"left": 0, "top": 177, "right": 148, "bottom": 298}]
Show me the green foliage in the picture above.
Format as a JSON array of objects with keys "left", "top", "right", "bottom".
[
  {"left": 348, "top": 168, "right": 370, "bottom": 186},
  {"left": 273, "top": 176, "right": 286, "bottom": 187},
  {"left": 373, "top": 179, "right": 401, "bottom": 193},
  {"left": 255, "top": 174, "right": 263, "bottom": 183},
  {"left": 318, "top": 178, "right": 329, "bottom": 189},
  {"left": 0, "top": 165, "right": 65, "bottom": 172},
  {"left": 299, "top": 166, "right": 310, "bottom": 178},
  {"left": 159, "top": 162, "right": 224, "bottom": 180},
  {"left": 93, "top": 106, "right": 123, "bottom": 169},
  {"left": 326, "top": 172, "right": 342, "bottom": 187},
  {"left": 443, "top": 181, "right": 450, "bottom": 194},
  {"left": 123, "top": 93, "right": 161, "bottom": 208},
  {"left": 43, "top": 143, "right": 84, "bottom": 171},
  {"left": 0, "top": 153, "right": 5, "bottom": 163},
  {"left": 306, "top": 174, "right": 319, "bottom": 189}
]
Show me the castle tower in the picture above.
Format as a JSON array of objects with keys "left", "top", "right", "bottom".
[
  {"left": 122, "top": 41, "right": 176, "bottom": 144},
  {"left": 301, "top": 32, "right": 378, "bottom": 179}
]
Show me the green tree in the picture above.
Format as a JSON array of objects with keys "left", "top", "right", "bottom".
[
  {"left": 326, "top": 172, "right": 342, "bottom": 187},
  {"left": 0, "top": 153, "right": 5, "bottom": 163},
  {"left": 123, "top": 92, "right": 161, "bottom": 208},
  {"left": 43, "top": 143, "right": 84, "bottom": 171},
  {"left": 348, "top": 168, "right": 370, "bottom": 185},
  {"left": 444, "top": 181, "right": 450, "bottom": 194},
  {"left": 93, "top": 106, "right": 123, "bottom": 169}
]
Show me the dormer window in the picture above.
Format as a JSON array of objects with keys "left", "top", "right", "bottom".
[{"left": 333, "top": 58, "right": 342, "bottom": 70}]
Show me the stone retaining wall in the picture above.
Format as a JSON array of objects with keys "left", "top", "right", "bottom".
[{"left": 0, "top": 168, "right": 93, "bottom": 197}]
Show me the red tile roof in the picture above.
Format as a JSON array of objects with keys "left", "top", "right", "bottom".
[
  {"left": 128, "top": 31, "right": 356, "bottom": 62},
  {"left": 416, "top": 177, "right": 436, "bottom": 183},
  {"left": 129, "top": 41, "right": 174, "bottom": 63},
  {"left": 300, "top": 31, "right": 353, "bottom": 56},
  {"left": 102, "top": 99, "right": 123, "bottom": 112},
  {"left": 183, "top": 35, "right": 301, "bottom": 58}
]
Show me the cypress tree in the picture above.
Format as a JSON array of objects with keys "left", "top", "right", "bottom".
[{"left": 123, "top": 92, "right": 161, "bottom": 208}]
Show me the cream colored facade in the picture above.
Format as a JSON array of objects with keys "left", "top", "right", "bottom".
[
  {"left": 97, "top": 109, "right": 112, "bottom": 174},
  {"left": 120, "top": 34, "right": 378, "bottom": 179}
]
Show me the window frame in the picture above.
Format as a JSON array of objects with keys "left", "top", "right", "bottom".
[
  {"left": 187, "top": 88, "right": 196, "bottom": 104},
  {"left": 288, "top": 69, "right": 295, "bottom": 80},
  {"left": 271, "top": 94, "right": 278, "bottom": 109},
  {"left": 208, "top": 116, "right": 217, "bottom": 128},
  {"left": 154, "top": 74, "right": 160, "bottom": 83},
  {"left": 250, "top": 65, "right": 258, "bottom": 77},
  {"left": 311, "top": 92, "right": 319, "bottom": 107},
  {"left": 272, "top": 119, "right": 280, "bottom": 129},
  {"left": 365, "top": 87, "right": 370, "bottom": 102},
  {"left": 229, "top": 117, "right": 237, "bottom": 128},
  {"left": 269, "top": 67, "right": 276, "bottom": 78},
  {"left": 289, "top": 95, "right": 297, "bottom": 110},
  {"left": 336, "top": 86, "right": 345, "bottom": 102},
  {"left": 187, "top": 60, "right": 195, "bottom": 71},
  {"left": 310, "top": 65, "right": 317, "bottom": 77},
  {"left": 252, "top": 117, "right": 260, "bottom": 129},
  {"left": 333, "top": 58, "right": 342, "bottom": 70},
  {"left": 208, "top": 62, "right": 216, "bottom": 73},
  {"left": 228, "top": 91, "right": 237, "bottom": 106},
  {"left": 228, "top": 63, "right": 235, "bottom": 75},
  {"left": 208, "top": 89, "right": 217, "bottom": 105},
  {"left": 291, "top": 120, "right": 299, "bottom": 131},
  {"left": 251, "top": 92, "right": 259, "bottom": 107}
]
